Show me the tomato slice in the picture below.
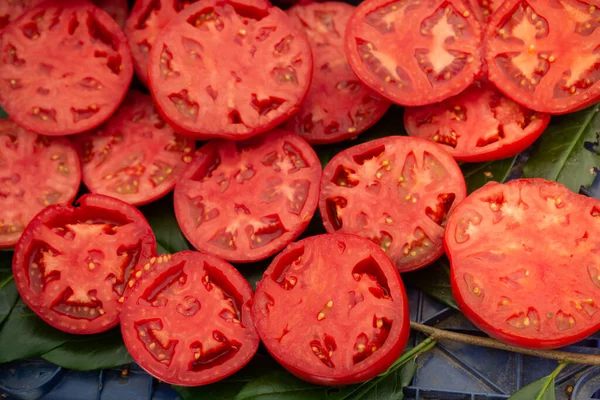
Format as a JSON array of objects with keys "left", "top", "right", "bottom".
[
  {"left": 404, "top": 82, "right": 551, "bottom": 163},
  {"left": 12, "top": 194, "right": 156, "bottom": 334},
  {"left": 253, "top": 233, "right": 410, "bottom": 385},
  {"left": 120, "top": 250, "right": 259, "bottom": 386},
  {"left": 466, "top": 0, "right": 502, "bottom": 23},
  {"left": 485, "top": 0, "right": 600, "bottom": 114},
  {"left": 71, "top": 91, "right": 195, "bottom": 206},
  {"left": 0, "top": 0, "right": 133, "bottom": 135},
  {"left": 284, "top": 2, "right": 390, "bottom": 145},
  {"left": 0, "top": 120, "right": 81, "bottom": 249},
  {"left": 147, "top": 0, "right": 313, "bottom": 140},
  {"left": 174, "top": 130, "right": 321, "bottom": 263},
  {"left": 446, "top": 179, "right": 600, "bottom": 349},
  {"left": 319, "top": 136, "right": 466, "bottom": 273},
  {"left": 344, "top": 0, "right": 482, "bottom": 106},
  {"left": 92, "top": 0, "right": 129, "bottom": 28}
]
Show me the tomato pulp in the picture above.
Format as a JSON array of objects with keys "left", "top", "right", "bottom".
[
  {"left": 466, "top": 0, "right": 502, "bottom": 22},
  {"left": 446, "top": 179, "right": 600, "bottom": 349},
  {"left": 0, "top": 0, "right": 133, "bottom": 135},
  {"left": 0, "top": 120, "right": 81, "bottom": 249},
  {"left": 284, "top": 2, "right": 390, "bottom": 144},
  {"left": 174, "top": 130, "right": 321, "bottom": 263},
  {"left": 404, "top": 83, "right": 551, "bottom": 162},
  {"left": 120, "top": 251, "right": 259, "bottom": 386},
  {"left": 253, "top": 233, "right": 410, "bottom": 385},
  {"left": 72, "top": 90, "right": 195, "bottom": 206},
  {"left": 148, "top": 0, "right": 312, "bottom": 139},
  {"left": 320, "top": 136, "right": 466, "bottom": 273}
]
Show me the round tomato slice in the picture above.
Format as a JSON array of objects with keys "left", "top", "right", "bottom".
[
  {"left": 12, "top": 194, "right": 156, "bottom": 334},
  {"left": 92, "top": 0, "right": 129, "bottom": 28},
  {"left": 284, "top": 2, "right": 390, "bottom": 145},
  {"left": 253, "top": 233, "right": 410, "bottom": 385},
  {"left": 404, "top": 83, "right": 551, "bottom": 163},
  {"left": 446, "top": 179, "right": 600, "bottom": 349},
  {"left": 320, "top": 136, "right": 466, "bottom": 273},
  {"left": 148, "top": 0, "right": 313, "bottom": 140},
  {"left": 120, "top": 251, "right": 259, "bottom": 386},
  {"left": 0, "top": 120, "right": 81, "bottom": 249},
  {"left": 485, "top": 0, "right": 600, "bottom": 114},
  {"left": 0, "top": 0, "right": 133, "bottom": 136},
  {"left": 71, "top": 91, "right": 195, "bottom": 206},
  {"left": 174, "top": 130, "right": 321, "bottom": 263},
  {"left": 344, "top": 0, "right": 482, "bottom": 107}
]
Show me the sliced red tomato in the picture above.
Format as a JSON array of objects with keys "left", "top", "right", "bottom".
[
  {"left": 320, "top": 136, "right": 466, "bottom": 273},
  {"left": 0, "top": 120, "right": 81, "bottom": 249},
  {"left": 0, "top": 0, "right": 37, "bottom": 30},
  {"left": 12, "top": 194, "right": 156, "bottom": 334},
  {"left": 71, "top": 91, "right": 195, "bottom": 206},
  {"left": 174, "top": 130, "right": 321, "bottom": 263},
  {"left": 284, "top": 2, "right": 390, "bottom": 145},
  {"left": 92, "top": 0, "right": 129, "bottom": 28},
  {"left": 120, "top": 250, "right": 259, "bottom": 386},
  {"left": 344, "top": 0, "right": 482, "bottom": 106},
  {"left": 404, "top": 83, "right": 551, "bottom": 163},
  {"left": 0, "top": 0, "right": 133, "bottom": 135},
  {"left": 466, "top": 0, "right": 502, "bottom": 23},
  {"left": 147, "top": 0, "right": 313, "bottom": 140},
  {"left": 485, "top": 0, "right": 600, "bottom": 114},
  {"left": 446, "top": 178, "right": 600, "bottom": 349},
  {"left": 253, "top": 233, "right": 410, "bottom": 385}
]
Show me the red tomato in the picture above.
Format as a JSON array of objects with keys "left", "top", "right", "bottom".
[
  {"left": 92, "top": 0, "right": 129, "bottom": 28},
  {"left": 466, "top": 0, "right": 502, "bottom": 22},
  {"left": 71, "top": 91, "right": 195, "bottom": 206},
  {"left": 120, "top": 250, "right": 259, "bottom": 386},
  {"left": 404, "top": 83, "right": 551, "bottom": 163},
  {"left": 446, "top": 179, "right": 600, "bottom": 349},
  {"left": 320, "top": 136, "right": 466, "bottom": 273},
  {"left": 147, "top": 0, "right": 313, "bottom": 140},
  {"left": 345, "top": 0, "right": 482, "bottom": 106},
  {"left": 253, "top": 233, "right": 410, "bottom": 385},
  {"left": 485, "top": 0, "right": 600, "bottom": 114},
  {"left": 12, "top": 194, "right": 156, "bottom": 334},
  {"left": 0, "top": 120, "right": 81, "bottom": 249},
  {"left": 0, "top": 0, "right": 133, "bottom": 135},
  {"left": 284, "top": 2, "right": 390, "bottom": 145},
  {"left": 174, "top": 130, "right": 321, "bottom": 263}
]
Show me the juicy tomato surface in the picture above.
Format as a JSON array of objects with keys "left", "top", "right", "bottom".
[
  {"left": 252, "top": 233, "right": 410, "bottom": 385},
  {"left": 284, "top": 2, "right": 390, "bottom": 144},
  {"left": 174, "top": 130, "right": 321, "bottom": 263},
  {"left": 0, "top": 0, "right": 133, "bottom": 135},
  {"left": 12, "top": 194, "right": 156, "bottom": 334},
  {"left": 320, "top": 136, "right": 466, "bottom": 273},
  {"left": 404, "top": 83, "right": 551, "bottom": 162},
  {"left": 71, "top": 91, "right": 195, "bottom": 206},
  {"left": 0, "top": 0, "right": 37, "bottom": 30},
  {"left": 120, "top": 250, "right": 259, "bottom": 386},
  {"left": 446, "top": 178, "right": 600, "bottom": 349},
  {"left": 466, "top": 0, "right": 502, "bottom": 22},
  {"left": 92, "top": 0, "right": 129, "bottom": 28},
  {"left": 0, "top": 120, "right": 81, "bottom": 249},
  {"left": 148, "top": 0, "right": 313, "bottom": 140},
  {"left": 345, "top": 0, "right": 482, "bottom": 106},
  {"left": 485, "top": 0, "right": 600, "bottom": 114}
]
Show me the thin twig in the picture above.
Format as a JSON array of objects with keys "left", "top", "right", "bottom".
[{"left": 411, "top": 321, "right": 600, "bottom": 365}]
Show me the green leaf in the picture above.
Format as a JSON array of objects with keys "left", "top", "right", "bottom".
[
  {"left": 404, "top": 258, "right": 458, "bottom": 310},
  {"left": 0, "top": 251, "right": 19, "bottom": 326},
  {"left": 461, "top": 156, "right": 518, "bottom": 194},
  {"left": 235, "top": 370, "right": 331, "bottom": 400},
  {"left": 140, "top": 195, "right": 191, "bottom": 254},
  {"left": 343, "top": 360, "right": 417, "bottom": 400},
  {"left": 508, "top": 362, "right": 568, "bottom": 400},
  {"left": 523, "top": 105, "right": 600, "bottom": 192},
  {"left": 0, "top": 299, "right": 71, "bottom": 363},
  {"left": 41, "top": 328, "right": 132, "bottom": 370}
]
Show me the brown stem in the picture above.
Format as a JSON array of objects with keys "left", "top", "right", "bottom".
[{"left": 411, "top": 321, "right": 600, "bottom": 365}]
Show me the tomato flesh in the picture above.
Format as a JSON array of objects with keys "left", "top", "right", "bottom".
[
  {"left": 404, "top": 83, "right": 551, "bottom": 162},
  {"left": 0, "top": 0, "right": 133, "bottom": 135},
  {"left": 174, "top": 130, "right": 321, "bottom": 263},
  {"left": 284, "top": 2, "right": 390, "bottom": 144},
  {"left": 466, "top": 0, "right": 502, "bottom": 22},
  {"left": 120, "top": 250, "right": 259, "bottom": 386},
  {"left": 485, "top": 0, "right": 600, "bottom": 114},
  {"left": 345, "top": 0, "right": 482, "bottom": 106},
  {"left": 253, "top": 233, "right": 410, "bottom": 385},
  {"left": 12, "top": 194, "right": 156, "bottom": 334},
  {"left": 148, "top": 0, "right": 312, "bottom": 139},
  {"left": 446, "top": 179, "right": 600, "bottom": 349},
  {"left": 92, "top": 0, "right": 129, "bottom": 28},
  {"left": 0, "top": 120, "right": 81, "bottom": 249},
  {"left": 71, "top": 91, "right": 195, "bottom": 206}
]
